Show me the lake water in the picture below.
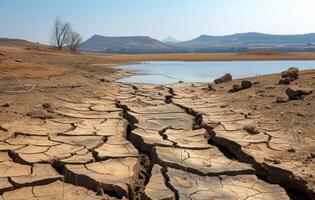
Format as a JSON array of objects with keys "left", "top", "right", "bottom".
[{"left": 115, "top": 60, "right": 315, "bottom": 84}]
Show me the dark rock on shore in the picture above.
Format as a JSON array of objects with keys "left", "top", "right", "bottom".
[
  {"left": 281, "top": 67, "right": 299, "bottom": 80},
  {"left": 241, "top": 80, "right": 253, "bottom": 89},
  {"left": 243, "top": 125, "right": 259, "bottom": 134},
  {"left": 229, "top": 80, "right": 253, "bottom": 92},
  {"left": 279, "top": 78, "right": 290, "bottom": 85},
  {"left": 214, "top": 73, "right": 232, "bottom": 84},
  {"left": 286, "top": 87, "right": 312, "bottom": 100},
  {"left": 229, "top": 84, "right": 242, "bottom": 92}
]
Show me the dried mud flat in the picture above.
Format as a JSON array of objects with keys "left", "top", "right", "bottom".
[{"left": 0, "top": 42, "right": 315, "bottom": 199}]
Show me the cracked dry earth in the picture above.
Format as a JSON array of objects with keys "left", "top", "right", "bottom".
[{"left": 1, "top": 77, "right": 314, "bottom": 200}]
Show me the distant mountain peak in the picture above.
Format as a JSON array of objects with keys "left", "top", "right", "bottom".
[{"left": 79, "top": 34, "right": 177, "bottom": 54}]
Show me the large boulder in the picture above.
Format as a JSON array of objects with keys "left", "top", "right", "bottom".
[
  {"left": 278, "top": 78, "right": 290, "bottom": 85},
  {"left": 241, "top": 80, "right": 252, "bottom": 89},
  {"left": 286, "top": 87, "right": 312, "bottom": 100},
  {"left": 281, "top": 67, "right": 299, "bottom": 80},
  {"left": 214, "top": 73, "right": 232, "bottom": 84}
]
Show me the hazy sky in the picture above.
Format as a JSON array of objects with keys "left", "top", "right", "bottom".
[{"left": 1, "top": 0, "right": 315, "bottom": 44}]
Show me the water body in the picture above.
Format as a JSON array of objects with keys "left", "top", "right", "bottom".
[{"left": 115, "top": 61, "right": 315, "bottom": 84}]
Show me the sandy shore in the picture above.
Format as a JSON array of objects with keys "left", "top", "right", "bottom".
[{"left": 0, "top": 40, "right": 314, "bottom": 199}]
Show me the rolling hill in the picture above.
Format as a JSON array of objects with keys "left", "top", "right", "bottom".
[
  {"left": 79, "top": 34, "right": 178, "bottom": 54},
  {"left": 174, "top": 32, "right": 315, "bottom": 52}
]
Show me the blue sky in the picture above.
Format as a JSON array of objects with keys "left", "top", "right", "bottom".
[{"left": 1, "top": 0, "right": 315, "bottom": 44}]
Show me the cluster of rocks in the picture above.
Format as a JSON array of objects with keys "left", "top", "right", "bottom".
[
  {"left": 278, "top": 67, "right": 299, "bottom": 85},
  {"left": 275, "top": 67, "right": 313, "bottom": 103}
]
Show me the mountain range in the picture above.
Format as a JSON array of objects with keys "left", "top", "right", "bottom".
[{"left": 79, "top": 32, "right": 315, "bottom": 54}]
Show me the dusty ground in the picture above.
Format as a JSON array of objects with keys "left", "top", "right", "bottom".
[{"left": 0, "top": 39, "right": 314, "bottom": 200}]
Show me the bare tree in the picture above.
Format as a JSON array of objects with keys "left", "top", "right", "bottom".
[
  {"left": 67, "top": 31, "right": 82, "bottom": 51},
  {"left": 50, "top": 17, "right": 71, "bottom": 50}
]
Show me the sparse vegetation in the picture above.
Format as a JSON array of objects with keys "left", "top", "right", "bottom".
[
  {"left": 67, "top": 30, "right": 82, "bottom": 51},
  {"left": 50, "top": 17, "right": 82, "bottom": 51}
]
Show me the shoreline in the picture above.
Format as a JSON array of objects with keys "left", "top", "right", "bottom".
[{"left": 91, "top": 52, "right": 315, "bottom": 62}]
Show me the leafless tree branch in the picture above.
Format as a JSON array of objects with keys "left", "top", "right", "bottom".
[
  {"left": 67, "top": 31, "right": 82, "bottom": 51},
  {"left": 50, "top": 17, "right": 71, "bottom": 50}
]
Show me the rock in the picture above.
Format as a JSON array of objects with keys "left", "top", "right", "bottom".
[
  {"left": 287, "top": 148, "right": 296, "bottom": 153},
  {"left": 264, "top": 158, "right": 281, "bottom": 164},
  {"left": 229, "top": 80, "right": 252, "bottom": 92},
  {"left": 243, "top": 125, "right": 259, "bottom": 134},
  {"left": 26, "top": 110, "right": 53, "bottom": 119},
  {"left": 220, "top": 104, "right": 228, "bottom": 108},
  {"left": 15, "top": 59, "right": 23, "bottom": 63},
  {"left": 42, "top": 103, "right": 54, "bottom": 113},
  {"left": 207, "top": 83, "right": 215, "bottom": 91},
  {"left": 281, "top": 67, "right": 299, "bottom": 80},
  {"left": 0, "top": 103, "right": 9, "bottom": 107},
  {"left": 278, "top": 78, "right": 290, "bottom": 85},
  {"left": 214, "top": 73, "right": 232, "bottom": 84},
  {"left": 286, "top": 87, "right": 312, "bottom": 100},
  {"left": 265, "top": 86, "right": 276, "bottom": 89},
  {"left": 229, "top": 84, "right": 242, "bottom": 92},
  {"left": 241, "top": 80, "right": 252, "bottom": 89},
  {"left": 275, "top": 96, "right": 288, "bottom": 103}
]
